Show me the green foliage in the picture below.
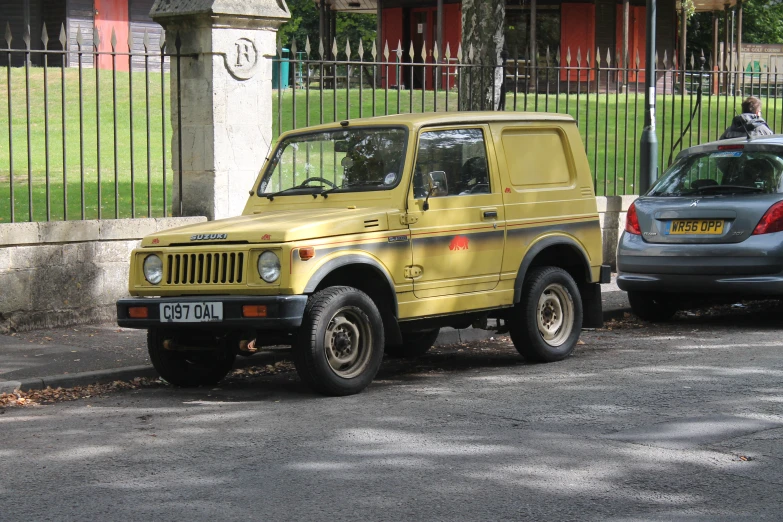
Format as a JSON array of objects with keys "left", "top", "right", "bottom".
[
  {"left": 687, "top": 0, "right": 783, "bottom": 59},
  {"left": 278, "top": 0, "right": 376, "bottom": 56}
]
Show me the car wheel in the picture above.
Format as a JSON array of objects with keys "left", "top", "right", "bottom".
[
  {"left": 293, "top": 286, "right": 385, "bottom": 396},
  {"left": 628, "top": 291, "right": 678, "bottom": 322},
  {"left": 510, "top": 267, "right": 583, "bottom": 363},
  {"left": 147, "top": 329, "right": 237, "bottom": 387},
  {"left": 385, "top": 328, "right": 440, "bottom": 358}
]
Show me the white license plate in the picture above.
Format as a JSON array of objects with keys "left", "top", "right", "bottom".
[{"left": 159, "top": 302, "right": 223, "bottom": 323}]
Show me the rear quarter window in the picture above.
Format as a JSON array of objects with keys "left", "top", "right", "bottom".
[{"left": 501, "top": 127, "right": 573, "bottom": 188}]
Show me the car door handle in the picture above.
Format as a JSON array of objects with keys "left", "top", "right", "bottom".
[{"left": 483, "top": 210, "right": 498, "bottom": 219}]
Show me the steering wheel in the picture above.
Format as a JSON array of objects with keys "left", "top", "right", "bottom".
[{"left": 298, "top": 177, "right": 337, "bottom": 189}]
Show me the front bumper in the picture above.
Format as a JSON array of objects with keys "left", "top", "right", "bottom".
[{"left": 117, "top": 295, "right": 308, "bottom": 330}]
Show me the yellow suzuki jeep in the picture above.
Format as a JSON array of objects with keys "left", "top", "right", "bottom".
[{"left": 117, "top": 112, "right": 609, "bottom": 396}]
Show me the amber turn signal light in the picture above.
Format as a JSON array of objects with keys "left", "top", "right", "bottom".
[
  {"left": 242, "top": 305, "right": 268, "bottom": 318},
  {"left": 299, "top": 247, "right": 316, "bottom": 260},
  {"left": 128, "top": 306, "right": 149, "bottom": 319}
]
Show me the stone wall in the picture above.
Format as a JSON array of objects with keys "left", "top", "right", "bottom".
[
  {"left": 0, "top": 196, "right": 634, "bottom": 333},
  {"left": 0, "top": 218, "right": 206, "bottom": 333}
]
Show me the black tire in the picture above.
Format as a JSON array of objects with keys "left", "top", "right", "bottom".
[
  {"left": 385, "top": 328, "right": 440, "bottom": 358},
  {"left": 147, "top": 329, "right": 237, "bottom": 387},
  {"left": 293, "top": 286, "right": 385, "bottom": 396},
  {"left": 628, "top": 291, "right": 678, "bottom": 322},
  {"left": 509, "top": 266, "right": 583, "bottom": 363}
]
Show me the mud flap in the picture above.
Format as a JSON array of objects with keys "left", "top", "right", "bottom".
[{"left": 579, "top": 283, "right": 603, "bottom": 329}]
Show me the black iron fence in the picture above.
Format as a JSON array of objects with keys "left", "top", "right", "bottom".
[
  {"left": 5, "top": 29, "right": 783, "bottom": 223},
  {"left": 273, "top": 38, "right": 783, "bottom": 197},
  {"left": 1, "top": 22, "right": 176, "bottom": 224}
]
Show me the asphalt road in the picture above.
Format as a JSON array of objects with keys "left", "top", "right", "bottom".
[{"left": 2, "top": 303, "right": 782, "bottom": 521}]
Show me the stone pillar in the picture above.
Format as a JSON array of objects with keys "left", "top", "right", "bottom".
[{"left": 150, "top": 0, "right": 290, "bottom": 220}]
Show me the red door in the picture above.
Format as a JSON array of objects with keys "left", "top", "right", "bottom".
[
  {"left": 95, "top": 0, "right": 129, "bottom": 71},
  {"left": 410, "top": 8, "right": 436, "bottom": 89},
  {"left": 560, "top": 3, "right": 596, "bottom": 82}
]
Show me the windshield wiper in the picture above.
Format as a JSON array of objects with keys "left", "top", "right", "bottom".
[
  {"left": 318, "top": 181, "right": 384, "bottom": 198},
  {"left": 265, "top": 186, "right": 321, "bottom": 201}
]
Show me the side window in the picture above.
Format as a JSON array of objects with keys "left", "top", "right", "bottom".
[
  {"left": 413, "top": 128, "right": 490, "bottom": 198},
  {"left": 501, "top": 128, "right": 572, "bottom": 187}
]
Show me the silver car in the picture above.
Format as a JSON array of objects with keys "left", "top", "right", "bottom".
[{"left": 617, "top": 136, "right": 783, "bottom": 321}]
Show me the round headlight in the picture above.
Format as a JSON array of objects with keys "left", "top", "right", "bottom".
[
  {"left": 257, "top": 251, "right": 281, "bottom": 283},
  {"left": 143, "top": 255, "right": 163, "bottom": 285}
]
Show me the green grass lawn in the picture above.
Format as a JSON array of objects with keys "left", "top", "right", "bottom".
[{"left": 4, "top": 66, "right": 783, "bottom": 222}]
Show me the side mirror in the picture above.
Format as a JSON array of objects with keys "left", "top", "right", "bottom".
[{"left": 423, "top": 171, "right": 447, "bottom": 211}]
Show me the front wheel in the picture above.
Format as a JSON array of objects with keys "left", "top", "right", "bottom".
[
  {"left": 147, "top": 329, "right": 237, "bottom": 387},
  {"left": 509, "top": 267, "right": 583, "bottom": 363},
  {"left": 293, "top": 286, "right": 385, "bottom": 396},
  {"left": 628, "top": 291, "right": 678, "bottom": 322}
]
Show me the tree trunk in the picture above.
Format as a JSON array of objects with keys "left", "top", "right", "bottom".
[{"left": 459, "top": 0, "right": 506, "bottom": 111}]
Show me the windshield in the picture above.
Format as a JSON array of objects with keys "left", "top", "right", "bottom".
[
  {"left": 649, "top": 149, "right": 783, "bottom": 196},
  {"left": 258, "top": 127, "right": 408, "bottom": 196}
]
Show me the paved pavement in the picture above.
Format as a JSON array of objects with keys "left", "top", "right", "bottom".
[
  {"left": 1, "top": 299, "right": 781, "bottom": 520},
  {"left": 0, "top": 278, "right": 629, "bottom": 393}
]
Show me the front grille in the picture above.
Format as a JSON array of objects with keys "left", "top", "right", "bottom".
[{"left": 165, "top": 252, "right": 245, "bottom": 285}]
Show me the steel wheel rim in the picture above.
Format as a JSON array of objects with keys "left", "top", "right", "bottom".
[
  {"left": 536, "top": 283, "right": 574, "bottom": 347},
  {"left": 324, "top": 306, "right": 373, "bottom": 378}
]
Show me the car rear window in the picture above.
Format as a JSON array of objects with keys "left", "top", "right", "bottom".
[{"left": 649, "top": 150, "right": 783, "bottom": 196}]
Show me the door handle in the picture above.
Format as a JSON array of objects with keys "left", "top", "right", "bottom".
[{"left": 483, "top": 210, "right": 498, "bottom": 219}]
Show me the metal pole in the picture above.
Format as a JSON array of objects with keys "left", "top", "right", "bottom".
[{"left": 639, "top": 0, "right": 657, "bottom": 194}]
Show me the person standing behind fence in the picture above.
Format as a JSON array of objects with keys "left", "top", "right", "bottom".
[{"left": 720, "top": 96, "right": 774, "bottom": 139}]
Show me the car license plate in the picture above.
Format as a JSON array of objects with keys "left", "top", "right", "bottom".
[
  {"left": 666, "top": 219, "right": 724, "bottom": 235},
  {"left": 159, "top": 302, "right": 223, "bottom": 323}
]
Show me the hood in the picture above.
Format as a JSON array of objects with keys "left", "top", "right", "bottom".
[{"left": 140, "top": 208, "right": 393, "bottom": 247}]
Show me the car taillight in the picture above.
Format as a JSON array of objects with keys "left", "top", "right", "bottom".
[
  {"left": 625, "top": 201, "right": 641, "bottom": 235},
  {"left": 753, "top": 201, "right": 783, "bottom": 235}
]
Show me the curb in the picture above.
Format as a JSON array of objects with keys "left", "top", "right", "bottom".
[{"left": 0, "top": 309, "right": 632, "bottom": 394}]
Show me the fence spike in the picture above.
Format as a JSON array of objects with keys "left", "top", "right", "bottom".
[
  {"left": 76, "top": 27, "right": 83, "bottom": 47},
  {"left": 689, "top": 52, "right": 694, "bottom": 69},
  {"left": 605, "top": 47, "right": 611, "bottom": 67},
  {"left": 159, "top": 29, "right": 166, "bottom": 51},
  {"left": 305, "top": 36, "right": 311, "bottom": 57},
  {"left": 456, "top": 42, "right": 462, "bottom": 62},
  {"left": 319, "top": 38, "right": 324, "bottom": 58},
  {"left": 59, "top": 23, "right": 66, "bottom": 48},
  {"left": 291, "top": 37, "right": 297, "bottom": 56},
  {"left": 344, "top": 38, "right": 350, "bottom": 61},
  {"left": 110, "top": 26, "right": 117, "bottom": 51},
  {"left": 662, "top": 49, "right": 668, "bottom": 69},
  {"left": 358, "top": 38, "right": 364, "bottom": 59},
  {"left": 545, "top": 46, "right": 550, "bottom": 66},
  {"left": 371, "top": 39, "right": 377, "bottom": 60},
  {"left": 576, "top": 47, "right": 582, "bottom": 66},
  {"left": 4, "top": 22, "right": 11, "bottom": 49},
  {"left": 445, "top": 42, "right": 451, "bottom": 60},
  {"left": 23, "top": 24, "right": 30, "bottom": 49},
  {"left": 635, "top": 48, "right": 640, "bottom": 68},
  {"left": 41, "top": 22, "right": 49, "bottom": 49},
  {"left": 143, "top": 29, "right": 150, "bottom": 52},
  {"left": 623, "top": 49, "right": 629, "bottom": 70},
  {"left": 586, "top": 49, "right": 591, "bottom": 68},
  {"left": 93, "top": 25, "right": 100, "bottom": 48},
  {"left": 420, "top": 40, "right": 427, "bottom": 60},
  {"left": 396, "top": 40, "right": 402, "bottom": 60},
  {"left": 276, "top": 34, "right": 283, "bottom": 57},
  {"left": 408, "top": 40, "right": 415, "bottom": 60},
  {"left": 655, "top": 50, "right": 660, "bottom": 68},
  {"left": 383, "top": 40, "right": 389, "bottom": 60},
  {"left": 433, "top": 41, "right": 439, "bottom": 62},
  {"left": 332, "top": 37, "right": 337, "bottom": 59},
  {"left": 566, "top": 46, "right": 572, "bottom": 66},
  {"left": 555, "top": 46, "right": 560, "bottom": 66},
  {"left": 468, "top": 43, "right": 475, "bottom": 62},
  {"left": 595, "top": 47, "right": 600, "bottom": 68}
]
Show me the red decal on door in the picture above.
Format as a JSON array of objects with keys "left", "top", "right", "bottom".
[
  {"left": 151, "top": 238, "right": 160, "bottom": 244},
  {"left": 504, "top": 187, "right": 511, "bottom": 193},
  {"left": 261, "top": 234, "right": 271, "bottom": 240},
  {"left": 449, "top": 235, "right": 470, "bottom": 251}
]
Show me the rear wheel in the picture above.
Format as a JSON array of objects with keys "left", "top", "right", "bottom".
[
  {"left": 628, "top": 291, "right": 678, "bottom": 322},
  {"left": 293, "top": 286, "right": 385, "bottom": 396},
  {"left": 385, "top": 328, "right": 440, "bottom": 358},
  {"left": 147, "top": 329, "right": 236, "bottom": 387},
  {"left": 509, "top": 267, "right": 583, "bottom": 363}
]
